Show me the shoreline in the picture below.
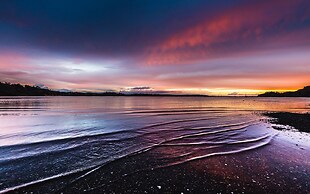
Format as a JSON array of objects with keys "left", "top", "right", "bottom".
[{"left": 8, "top": 124, "right": 310, "bottom": 194}]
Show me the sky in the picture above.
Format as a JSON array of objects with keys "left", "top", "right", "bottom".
[{"left": 0, "top": 0, "right": 309, "bottom": 95}]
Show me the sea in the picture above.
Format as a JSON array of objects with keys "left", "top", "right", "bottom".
[{"left": 0, "top": 96, "right": 309, "bottom": 193}]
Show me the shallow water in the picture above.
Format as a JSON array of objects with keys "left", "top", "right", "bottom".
[{"left": 0, "top": 97, "right": 309, "bottom": 193}]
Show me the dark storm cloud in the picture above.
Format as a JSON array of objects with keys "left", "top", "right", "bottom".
[
  {"left": 0, "top": 0, "right": 238, "bottom": 57},
  {"left": 1, "top": 0, "right": 309, "bottom": 59},
  {"left": 131, "top": 86, "right": 152, "bottom": 90}
]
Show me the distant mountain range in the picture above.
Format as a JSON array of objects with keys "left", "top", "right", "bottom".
[
  {"left": 258, "top": 86, "right": 310, "bottom": 97},
  {"left": 0, "top": 82, "right": 208, "bottom": 97}
]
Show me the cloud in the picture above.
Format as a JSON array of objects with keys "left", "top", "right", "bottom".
[
  {"left": 122, "top": 86, "right": 153, "bottom": 93},
  {"left": 34, "top": 83, "right": 48, "bottom": 89},
  {"left": 120, "top": 86, "right": 179, "bottom": 95},
  {"left": 228, "top": 92, "right": 239, "bottom": 96},
  {"left": 130, "top": 86, "right": 152, "bottom": 91},
  {"left": 146, "top": 0, "right": 310, "bottom": 65},
  {"left": 0, "top": 0, "right": 220, "bottom": 58},
  {"left": 0, "top": 0, "right": 309, "bottom": 94}
]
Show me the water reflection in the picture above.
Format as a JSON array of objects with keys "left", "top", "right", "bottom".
[{"left": 0, "top": 97, "right": 309, "bottom": 193}]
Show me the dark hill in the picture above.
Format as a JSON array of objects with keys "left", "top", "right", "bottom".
[
  {"left": 258, "top": 86, "right": 310, "bottom": 97},
  {"left": 0, "top": 82, "right": 209, "bottom": 97},
  {"left": 0, "top": 82, "right": 121, "bottom": 96}
]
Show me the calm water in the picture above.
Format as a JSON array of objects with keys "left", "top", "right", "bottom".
[{"left": 0, "top": 97, "right": 309, "bottom": 193}]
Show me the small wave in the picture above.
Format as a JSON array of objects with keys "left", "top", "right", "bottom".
[
  {"left": 0, "top": 98, "right": 284, "bottom": 193},
  {"left": 80, "top": 132, "right": 278, "bottom": 192},
  {"left": 0, "top": 166, "right": 97, "bottom": 194},
  {"left": 164, "top": 133, "right": 277, "bottom": 166}
]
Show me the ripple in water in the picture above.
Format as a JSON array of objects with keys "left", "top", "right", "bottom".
[{"left": 0, "top": 96, "right": 308, "bottom": 193}]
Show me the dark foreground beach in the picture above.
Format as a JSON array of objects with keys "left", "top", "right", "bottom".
[
  {"left": 17, "top": 137, "right": 310, "bottom": 194},
  {"left": 264, "top": 112, "right": 310, "bottom": 133},
  {"left": 0, "top": 97, "right": 309, "bottom": 194},
  {"left": 12, "top": 126, "right": 310, "bottom": 194}
]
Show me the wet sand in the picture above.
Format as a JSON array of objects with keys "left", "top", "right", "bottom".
[
  {"left": 61, "top": 144, "right": 309, "bottom": 194},
  {"left": 14, "top": 146, "right": 310, "bottom": 194},
  {"left": 13, "top": 128, "right": 310, "bottom": 194}
]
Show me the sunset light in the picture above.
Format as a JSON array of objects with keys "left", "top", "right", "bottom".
[
  {"left": 0, "top": 1, "right": 310, "bottom": 193},
  {"left": 0, "top": 0, "right": 309, "bottom": 95}
]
